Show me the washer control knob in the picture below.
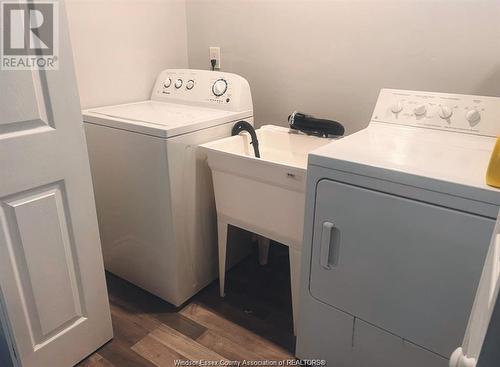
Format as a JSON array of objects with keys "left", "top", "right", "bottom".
[
  {"left": 212, "top": 79, "right": 228, "bottom": 96},
  {"left": 439, "top": 105, "right": 453, "bottom": 119},
  {"left": 391, "top": 101, "right": 403, "bottom": 114},
  {"left": 466, "top": 109, "right": 481, "bottom": 126},
  {"left": 414, "top": 104, "right": 427, "bottom": 116},
  {"left": 163, "top": 78, "right": 172, "bottom": 88},
  {"left": 186, "top": 80, "right": 195, "bottom": 90},
  {"left": 174, "top": 79, "right": 183, "bottom": 89}
]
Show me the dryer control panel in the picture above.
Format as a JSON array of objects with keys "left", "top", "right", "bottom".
[
  {"left": 151, "top": 69, "right": 253, "bottom": 113},
  {"left": 371, "top": 89, "right": 500, "bottom": 137}
]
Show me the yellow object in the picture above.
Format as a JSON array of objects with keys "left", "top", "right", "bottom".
[{"left": 486, "top": 137, "right": 500, "bottom": 188}]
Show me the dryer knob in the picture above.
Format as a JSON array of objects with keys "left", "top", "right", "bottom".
[
  {"left": 175, "top": 79, "right": 183, "bottom": 89},
  {"left": 466, "top": 109, "right": 481, "bottom": 126},
  {"left": 414, "top": 104, "right": 427, "bottom": 116},
  {"left": 391, "top": 101, "right": 403, "bottom": 114},
  {"left": 163, "top": 78, "right": 172, "bottom": 88},
  {"left": 439, "top": 105, "right": 453, "bottom": 119},
  {"left": 186, "top": 80, "right": 195, "bottom": 90}
]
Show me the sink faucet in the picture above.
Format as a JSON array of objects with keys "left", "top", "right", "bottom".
[{"left": 231, "top": 121, "right": 260, "bottom": 158}]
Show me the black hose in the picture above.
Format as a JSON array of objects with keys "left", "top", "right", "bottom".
[{"left": 231, "top": 121, "right": 260, "bottom": 158}]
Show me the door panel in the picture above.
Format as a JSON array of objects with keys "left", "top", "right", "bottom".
[
  {"left": 0, "top": 1, "right": 112, "bottom": 366},
  {"left": 1, "top": 183, "right": 85, "bottom": 344},
  {"left": 0, "top": 71, "right": 54, "bottom": 137},
  {"left": 310, "top": 179, "right": 494, "bottom": 357}
]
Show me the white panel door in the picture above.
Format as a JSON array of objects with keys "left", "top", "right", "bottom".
[{"left": 0, "top": 1, "right": 112, "bottom": 367}]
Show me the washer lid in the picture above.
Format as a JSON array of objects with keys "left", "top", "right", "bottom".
[
  {"left": 309, "top": 123, "right": 500, "bottom": 207},
  {"left": 82, "top": 101, "right": 252, "bottom": 138}
]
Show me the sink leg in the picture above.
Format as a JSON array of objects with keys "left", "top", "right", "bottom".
[
  {"left": 217, "top": 217, "right": 228, "bottom": 297},
  {"left": 289, "top": 247, "right": 301, "bottom": 335},
  {"left": 257, "top": 236, "right": 270, "bottom": 265}
]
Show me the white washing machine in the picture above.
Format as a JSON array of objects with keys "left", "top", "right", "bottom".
[
  {"left": 83, "top": 69, "right": 253, "bottom": 306},
  {"left": 297, "top": 89, "right": 500, "bottom": 366}
]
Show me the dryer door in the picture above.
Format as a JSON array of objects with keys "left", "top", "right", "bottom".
[{"left": 309, "top": 179, "right": 494, "bottom": 358}]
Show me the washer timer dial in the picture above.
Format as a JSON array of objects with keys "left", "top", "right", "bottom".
[{"left": 212, "top": 79, "right": 228, "bottom": 97}]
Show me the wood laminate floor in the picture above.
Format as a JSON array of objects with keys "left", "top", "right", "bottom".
[{"left": 78, "top": 242, "right": 296, "bottom": 367}]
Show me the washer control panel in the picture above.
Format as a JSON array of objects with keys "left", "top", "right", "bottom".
[
  {"left": 371, "top": 89, "right": 500, "bottom": 137},
  {"left": 151, "top": 69, "right": 252, "bottom": 112}
]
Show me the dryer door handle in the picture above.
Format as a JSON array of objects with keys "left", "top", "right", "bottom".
[{"left": 320, "top": 221, "right": 340, "bottom": 269}]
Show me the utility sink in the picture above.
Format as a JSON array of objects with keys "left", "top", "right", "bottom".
[
  {"left": 200, "top": 124, "right": 333, "bottom": 333},
  {"left": 200, "top": 125, "right": 333, "bottom": 246}
]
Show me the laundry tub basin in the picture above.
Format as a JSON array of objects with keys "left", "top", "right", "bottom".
[{"left": 200, "top": 124, "right": 333, "bottom": 333}]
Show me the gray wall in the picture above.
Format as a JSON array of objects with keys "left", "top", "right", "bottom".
[
  {"left": 66, "top": 0, "right": 189, "bottom": 109},
  {"left": 186, "top": 0, "right": 500, "bottom": 133}
]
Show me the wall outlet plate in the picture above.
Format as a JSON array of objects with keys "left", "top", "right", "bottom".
[{"left": 209, "top": 46, "right": 221, "bottom": 69}]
